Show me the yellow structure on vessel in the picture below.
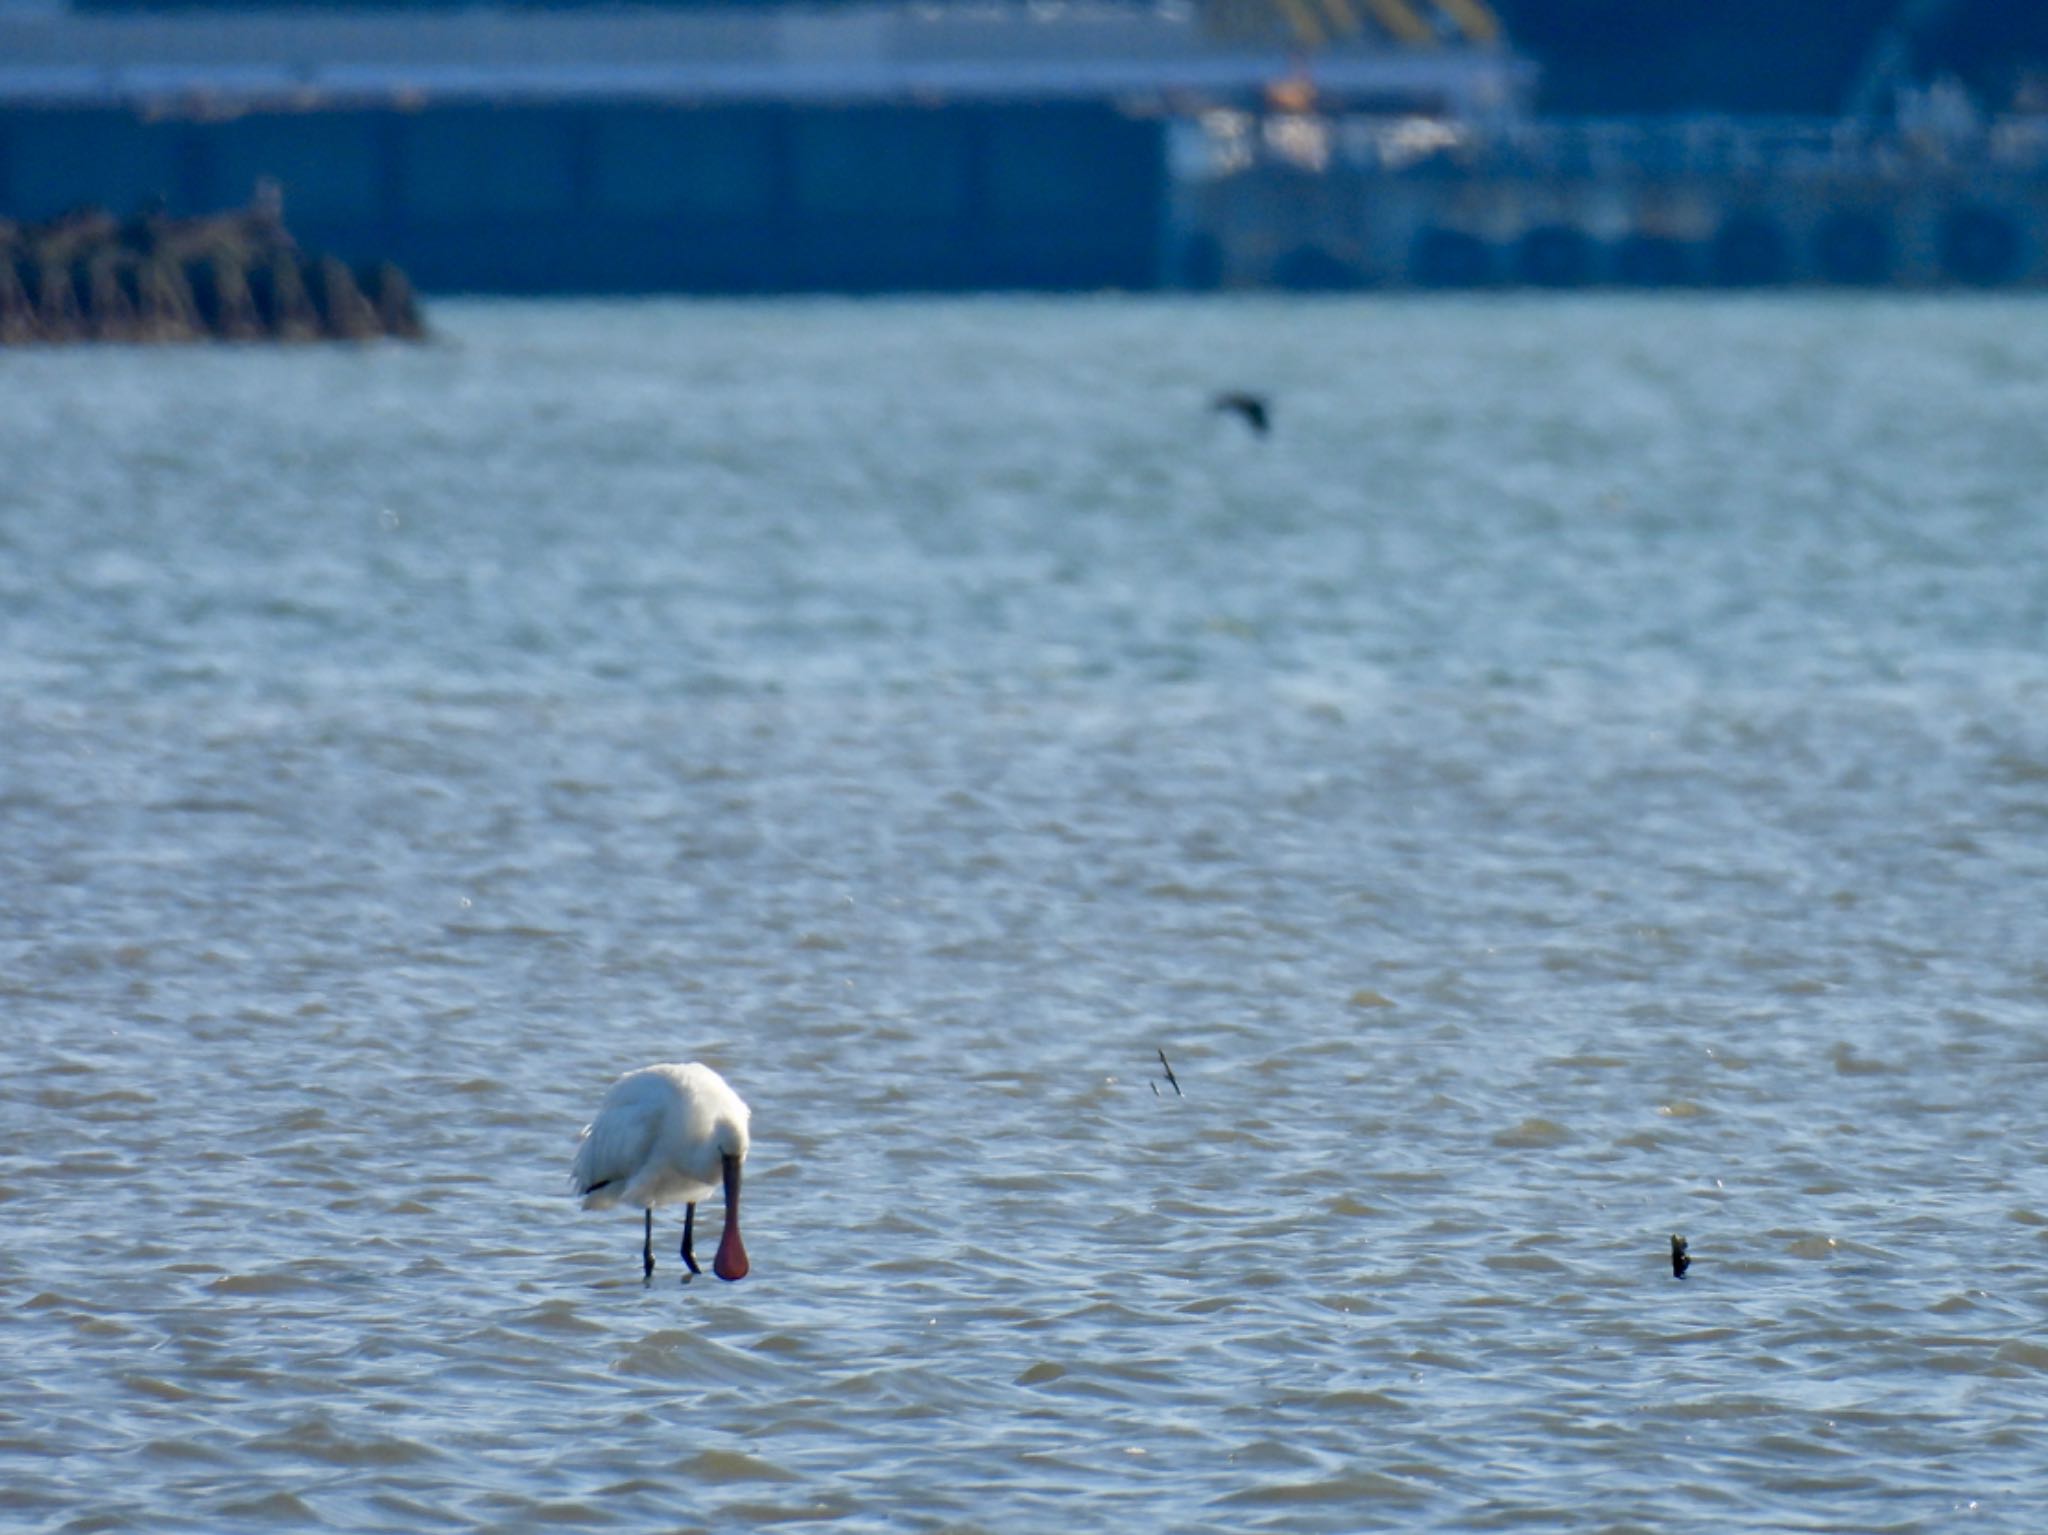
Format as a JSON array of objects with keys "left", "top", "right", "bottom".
[{"left": 1200, "top": 0, "right": 1502, "bottom": 49}]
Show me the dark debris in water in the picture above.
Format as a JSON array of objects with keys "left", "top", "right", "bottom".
[{"left": 1, "top": 195, "right": 424, "bottom": 345}]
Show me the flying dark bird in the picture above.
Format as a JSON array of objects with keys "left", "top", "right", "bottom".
[
  {"left": 1671, "top": 1234, "right": 1690, "bottom": 1279},
  {"left": 1211, "top": 391, "right": 1270, "bottom": 436}
]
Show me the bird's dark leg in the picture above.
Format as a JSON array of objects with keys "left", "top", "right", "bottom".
[
  {"left": 681, "top": 1202, "right": 701, "bottom": 1275},
  {"left": 642, "top": 1208, "right": 654, "bottom": 1282}
]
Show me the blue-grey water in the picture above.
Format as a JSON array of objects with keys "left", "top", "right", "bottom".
[{"left": 3, "top": 295, "right": 2047, "bottom": 1532}]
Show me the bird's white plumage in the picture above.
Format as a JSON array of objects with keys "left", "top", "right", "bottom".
[{"left": 571, "top": 1062, "right": 751, "bottom": 1211}]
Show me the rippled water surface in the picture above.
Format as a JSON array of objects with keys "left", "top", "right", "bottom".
[{"left": 4, "top": 295, "right": 2048, "bottom": 1532}]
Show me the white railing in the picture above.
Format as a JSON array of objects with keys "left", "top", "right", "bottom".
[{"left": 1185, "top": 112, "right": 2048, "bottom": 181}]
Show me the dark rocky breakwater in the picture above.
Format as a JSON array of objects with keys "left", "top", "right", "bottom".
[{"left": 0, "top": 199, "right": 424, "bottom": 344}]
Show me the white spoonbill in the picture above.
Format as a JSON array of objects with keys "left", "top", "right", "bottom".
[{"left": 571, "top": 1062, "right": 750, "bottom": 1282}]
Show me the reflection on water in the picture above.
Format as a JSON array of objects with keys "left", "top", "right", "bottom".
[{"left": 3, "top": 295, "right": 2047, "bottom": 1532}]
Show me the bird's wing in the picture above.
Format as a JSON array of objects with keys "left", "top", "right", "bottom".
[{"left": 570, "top": 1095, "right": 663, "bottom": 1205}]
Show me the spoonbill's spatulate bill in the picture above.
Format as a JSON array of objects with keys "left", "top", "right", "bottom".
[{"left": 571, "top": 1062, "right": 750, "bottom": 1282}]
